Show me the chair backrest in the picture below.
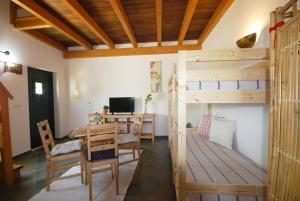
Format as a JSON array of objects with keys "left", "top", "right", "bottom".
[
  {"left": 87, "top": 123, "right": 118, "bottom": 161},
  {"left": 132, "top": 115, "right": 143, "bottom": 138},
  {"left": 37, "top": 120, "right": 55, "bottom": 158}
]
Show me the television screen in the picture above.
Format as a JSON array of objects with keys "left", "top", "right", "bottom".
[{"left": 109, "top": 97, "right": 135, "bottom": 114}]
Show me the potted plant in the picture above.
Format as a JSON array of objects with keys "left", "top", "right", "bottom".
[
  {"left": 144, "top": 93, "right": 152, "bottom": 113},
  {"left": 186, "top": 122, "right": 193, "bottom": 128},
  {"left": 95, "top": 114, "right": 103, "bottom": 124},
  {"left": 103, "top": 105, "right": 109, "bottom": 115}
]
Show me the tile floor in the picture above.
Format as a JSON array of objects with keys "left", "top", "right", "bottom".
[{"left": 0, "top": 137, "right": 176, "bottom": 201}]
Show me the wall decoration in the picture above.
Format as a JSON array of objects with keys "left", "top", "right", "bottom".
[
  {"left": 0, "top": 60, "right": 22, "bottom": 75},
  {"left": 150, "top": 61, "right": 162, "bottom": 94}
]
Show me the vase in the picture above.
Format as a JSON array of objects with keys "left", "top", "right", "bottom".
[{"left": 144, "top": 103, "right": 148, "bottom": 114}]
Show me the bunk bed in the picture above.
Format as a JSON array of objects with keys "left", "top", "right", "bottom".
[{"left": 168, "top": 48, "right": 270, "bottom": 201}]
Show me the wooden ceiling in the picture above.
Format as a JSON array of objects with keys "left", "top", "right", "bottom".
[{"left": 10, "top": 0, "right": 234, "bottom": 58}]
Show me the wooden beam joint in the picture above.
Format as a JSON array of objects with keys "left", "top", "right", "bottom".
[
  {"left": 62, "top": 0, "right": 114, "bottom": 49},
  {"left": 156, "top": 0, "right": 162, "bottom": 46},
  {"left": 198, "top": 0, "right": 234, "bottom": 45},
  {"left": 12, "top": 0, "right": 92, "bottom": 50},
  {"left": 178, "top": 0, "right": 199, "bottom": 45},
  {"left": 108, "top": 0, "right": 138, "bottom": 48},
  {"left": 14, "top": 16, "right": 51, "bottom": 30}
]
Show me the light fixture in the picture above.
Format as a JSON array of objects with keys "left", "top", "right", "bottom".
[{"left": 0, "top": 50, "right": 10, "bottom": 55}]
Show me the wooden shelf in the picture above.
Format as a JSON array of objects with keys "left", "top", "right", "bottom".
[{"left": 103, "top": 113, "right": 156, "bottom": 142}]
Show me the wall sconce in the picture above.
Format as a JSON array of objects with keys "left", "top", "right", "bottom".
[
  {"left": 74, "top": 88, "right": 80, "bottom": 97},
  {"left": 72, "top": 87, "right": 82, "bottom": 99},
  {"left": 0, "top": 50, "right": 10, "bottom": 56}
]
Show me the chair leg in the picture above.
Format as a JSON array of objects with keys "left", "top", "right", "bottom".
[
  {"left": 137, "top": 143, "right": 141, "bottom": 160},
  {"left": 88, "top": 163, "right": 92, "bottom": 201},
  {"left": 115, "top": 161, "right": 119, "bottom": 194},
  {"left": 85, "top": 161, "right": 88, "bottom": 185},
  {"left": 80, "top": 154, "right": 84, "bottom": 184},
  {"left": 132, "top": 146, "right": 136, "bottom": 160},
  {"left": 46, "top": 160, "right": 52, "bottom": 191},
  {"left": 111, "top": 164, "right": 114, "bottom": 179}
]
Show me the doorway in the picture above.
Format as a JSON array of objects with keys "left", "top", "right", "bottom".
[{"left": 28, "top": 67, "right": 55, "bottom": 149}]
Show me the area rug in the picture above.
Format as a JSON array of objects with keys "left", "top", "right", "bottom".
[{"left": 29, "top": 151, "right": 139, "bottom": 201}]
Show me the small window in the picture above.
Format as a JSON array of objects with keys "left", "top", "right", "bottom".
[{"left": 35, "top": 82, "right": 43, "bottom": 95}]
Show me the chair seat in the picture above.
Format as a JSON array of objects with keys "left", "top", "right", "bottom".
[
  {"left": 84, "top": 149, "right": 116, "bottom": 162},
  {"left": 118, "top": 134, "right": 139, "bottom": 145},
  {"left": 50, "top": 140, "right": 82, "bottom": 156}
]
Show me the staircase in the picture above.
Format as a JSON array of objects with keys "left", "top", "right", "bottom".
[{"left": 0, "top": 83, "right": 23, "bottom": 184}]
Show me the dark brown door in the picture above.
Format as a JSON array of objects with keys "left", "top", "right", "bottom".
[{"left": 28, "top": 67, "right": 55, "bottom": 149}]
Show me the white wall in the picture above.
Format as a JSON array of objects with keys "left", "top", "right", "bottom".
[
  {"left": 0, "top": 0, "right": 68, "bottom": 156},
  {"left": 67, "top": 54, "right": 177, "bottom": 136}
]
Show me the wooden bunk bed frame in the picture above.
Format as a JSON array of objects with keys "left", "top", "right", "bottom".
[
  {"left": 168, "top": 48, "right": 270, "bottom": 201},
  {"left": 268, "top": 1, "right": 300, "bottom": 201}
]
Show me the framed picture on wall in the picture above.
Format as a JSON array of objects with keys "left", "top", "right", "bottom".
[{"left": 150, "top": 61, "right": 162, "bottom": 94}]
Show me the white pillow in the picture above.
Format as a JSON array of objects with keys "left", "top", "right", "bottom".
[
  {"left": 208, "top": 118, "right": 236, "bottom": 149},
  {"left": 51, "top": 140, "right": 82, "bottom": 156}
]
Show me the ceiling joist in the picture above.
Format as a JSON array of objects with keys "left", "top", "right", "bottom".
[
  {"left": 62, "top": 0, "right": 115, "bottom": 49},
  {"left": 24, "top": 30, "right": 67, "bottom": 52},
  {"left": 64, "top": 44, "right": 201, "bottom": 58},
  {"left": 178, "top": 0, "right": 199, "bottom": 45},
  {"left": 156, "top": 0, "right": 162, "bottom": 46},
  {"left": 108, "top": 0, "right": 138, "bottom": 48},
  {"left": 14, "top": 16, "right": 51, "bottom": 30},
  {"left": 12, "top": 0, "right": 93, "bottom": 50},
  {"left": 198, "top": 0, "right": 234, "bottom": 45}
]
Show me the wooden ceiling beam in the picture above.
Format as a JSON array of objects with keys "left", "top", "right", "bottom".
[
  {"left": 14, "top": 16, "right": 51, "bottom": 30},
  {"left": 64, "top": 44, "right": 201, "bottom": 58},
  {"left": 10, "top": 1, "right": 17, "bottom": 25},
  {"left": 198, "top": 0, "right": 234, "bottom": 45},
  {"left": 156, "top": 0, "right": 162, "bottom": 46},
  {"left": 108, "top": 0, "right": 138, "bottom": 48},
  {"left": 12, "top": 0, "right": 92, "bottom": 50},
  {"left": 24, "top": 30, "right": 67, "bottom": 52},
  {"left": 62, "top": 0, "right": 114, "bottom": 49},
  {"left": 178, "top": 0, "right": 199, "bottom": 45}
]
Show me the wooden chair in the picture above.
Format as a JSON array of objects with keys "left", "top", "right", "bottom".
[
  {"left": 85, "top": 123, "right": 119, "bottom": 201},
  {"left": 37, "top": 120, "right": 84, "bottom": 191},
  {"left": 117, "top": 115, "right": 142, "bottom": 165}
]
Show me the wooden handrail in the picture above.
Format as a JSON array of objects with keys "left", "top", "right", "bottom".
[
  {"left": 0, "top": 82, "right": 22, "bottom": 184},
  {"left": 0, "top": 82, "right": 13, "bottom": 99}
]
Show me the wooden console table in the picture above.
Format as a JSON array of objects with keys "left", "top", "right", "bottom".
[{"left": 103, "top": 113, "right": 156, "bottom": 142}]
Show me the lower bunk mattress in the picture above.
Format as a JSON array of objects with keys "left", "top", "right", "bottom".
[{"left": 186, "top": 131, "right": 267, "bottom": 201}]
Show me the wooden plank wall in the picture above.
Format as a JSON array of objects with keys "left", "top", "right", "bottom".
[{"left": 268, "top": 2, "right": 300, "bottom": 200}]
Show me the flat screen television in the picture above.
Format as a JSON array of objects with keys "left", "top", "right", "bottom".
[{"left": 109, "top": 97, "right": 135, "bottom": 114}]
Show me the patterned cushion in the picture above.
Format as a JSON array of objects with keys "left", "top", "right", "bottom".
[
  {"left": 50, "top": 140, "right": 82, "bottom": 156},
  {"left": 118, "top": 134, "right": 139, "bottom": 144},
  {"left": 84, "top": 149, "right": 116, "bottom": 162},
  {"left": 198, "top": 115, "right": 212, "bottom": 139}
]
